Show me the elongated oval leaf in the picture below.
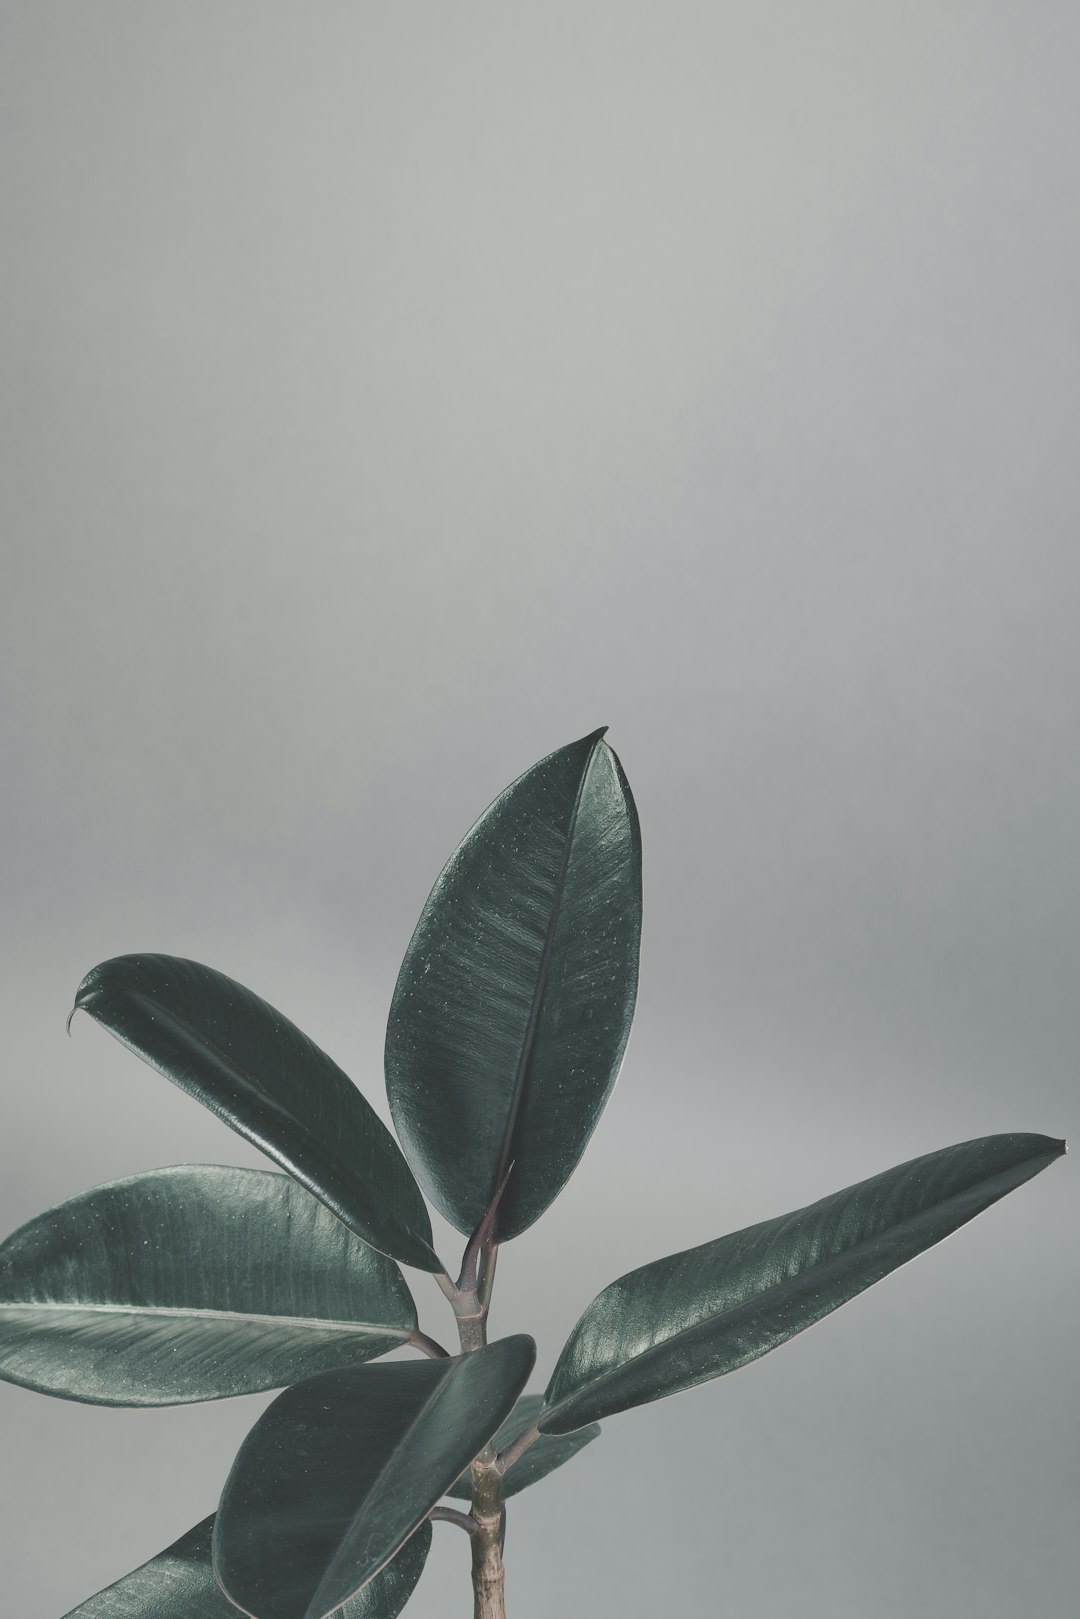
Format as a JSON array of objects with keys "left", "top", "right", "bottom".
[
  {"left": 444, "top": 1393, "right": 600, "bottom": 1501},
  {"left": 541, "top": 1133, "right": 1065, "bottom": 1433},
  {"left": 215, "top": 1336, "right": 536, "bottom": 1619},
  {"left": 0, "top": 1165, "right": 419, "bottom": 1405},
  {"left": 71, "top": 955, "right": 439, "bottom": 1271},
  {"left": 62, "top": 1514, "right": 429, "bottom": 1619},
  {"left": 385, "top": 730, "right": 642, "bottom": 1241}
]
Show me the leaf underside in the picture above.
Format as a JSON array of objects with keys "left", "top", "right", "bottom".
[
  {"left": 541, "top": 1132, "right": 1065, "bottom": 1433},
  {"left": 385, "top": 729, "right": 642, "bottom": 1241},
  {"left": 71, "top": 954, "right": 439, "bottom": 1271},
  {"left": 215, "top": 1337, "right": 536, "bottom": 1619},
  {"left": 444, "top": 1393, "right": 600, "bottom": 1501},
  {"left": 0, "top": 1166, "right": 417, "bottom": 1405},
  {"left": 60, "top": 1514, "right": 430, "bottom": 1619}
]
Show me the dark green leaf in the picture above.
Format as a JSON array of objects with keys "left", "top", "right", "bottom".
[
  {"left": 62, "top": 1514, "right": 429, "bottom": 1619},
  {"left": 444, "top": 1393, "right": 599, "bottom": 1501},
  {"left": 541, "top": 1133, "right": 1065, "bottom": 1433},
  {"left": 214, "top": 1336, "right": 536, "bottom": 1619},
  {"left": 385, "top": 730, "right": 642, "bottom": 1241},
  {"left": 71, "top": 955, "right": 439, "bottom": 1271},
  {"left": 0, "top": 1166, "right": 419, "bottom": 1405}
]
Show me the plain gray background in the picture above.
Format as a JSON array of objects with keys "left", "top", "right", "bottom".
[{"left": 2, "top": 3, "right": 1077, "bottom": 1614}]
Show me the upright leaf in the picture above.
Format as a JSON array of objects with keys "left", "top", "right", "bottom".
[
  {"left": 71, "top": 955, "right": 439, "bottom": 1271},
  {"left": 214, "top": 1337, "right": 536, "bottom": 1619},
  {"left": 541, "top": 1133, "right": 1065, "bottom": 1433},
  {"left": 385, "top": 730, "right": 642, "bottom": 1240},
  {"left": 444, "top": 1393, "right": 600, "bottom": 1501},
  {"left": 0, "top": 1166, "right": 419, "bottom": 1405},
  {"left": 61, "top": 1514, "right": 429, "bottom": 1619}
]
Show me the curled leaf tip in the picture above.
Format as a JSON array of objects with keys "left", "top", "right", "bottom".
[{"left": 65, "top": 1005, "right": 79, "bottom": 1037}]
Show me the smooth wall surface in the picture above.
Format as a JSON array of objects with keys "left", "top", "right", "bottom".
[{"left": 2, "top": 4, "right": 1077, "bottom": 1615}]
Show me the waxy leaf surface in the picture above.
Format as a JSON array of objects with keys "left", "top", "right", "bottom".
[
  {"left": 444, "top": 1393, "right": 600, "bottom": 1501},
  {"left": 62, "top": 1514, "right": 429, "bottom": 1619},
  {"left": 0, "top": 1166, "right": 418, "bottom": 1405},
  {"left": 72, "top": 955, "right": 439, "bottom": 1270},
  {"left": 215, "top": 1336, "right": 536, "bottom": 1619},
  {"left": 385, "top": 730, "right": 642, "bottom": 1240},
  {"left": 541, "top": 1133, "right": 1065, "bottom": 1433}
]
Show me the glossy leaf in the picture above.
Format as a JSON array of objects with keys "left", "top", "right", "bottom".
[
  {"left": 215, "top": 1336, "right": 535, "bottom": 1619},
  {"left": 541, "top": 1133, "right": 1065, "bottom": 1433},
  {"left": 71, "top": 955, "right": 439, "bottom": 1271},
  {"left": 444, "top": 1393, "right": 599, "bottom": 1501},
  {"left": 385, "top": 730, "right": 642, "bottom": 1241},
  {"left": 62, "top": 1514, "right": 429, "bottom": 1619},
  {"left": 0, "top": 1166, "right": 419, "bottom": 1405}
]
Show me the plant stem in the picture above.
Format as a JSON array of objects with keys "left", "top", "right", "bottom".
[
  {"left": 444, "top": 1217, "right": 509, "bottom": 1619},
  {"left": 494, "top": 1420, "right": 540, "bottom": 1477},
  {"left": 434, "top": 1269, "right": 461, "bottom": 1307},
  {"left": 408, "top": 1328, "right": 452, "bottom": 1359},
  {"left": 469, "top": 1463, "right": 507, "bottom": 1619},
  {"left": 428, "top": 1506, "right": 479, "bottom": 1534}
]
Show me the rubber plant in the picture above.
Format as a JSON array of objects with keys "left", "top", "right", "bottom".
[{"left": 0, "top": 729, "right": 1065, "bottom": 1619}]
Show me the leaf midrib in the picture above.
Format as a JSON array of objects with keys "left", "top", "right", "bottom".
[
  {"left": 0, "top": 1300, "right": 410, "bottom": 1337},
  {"left": 492, "top": 735, "right": 601, "bottom": 1202},
  {"left": 110, "top": 986, "right": 306, "bottom": 1110}
]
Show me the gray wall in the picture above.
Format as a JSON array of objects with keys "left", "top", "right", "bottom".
[{"left": 2, "top": 4, "right": 1076, "bottom": 1614}]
